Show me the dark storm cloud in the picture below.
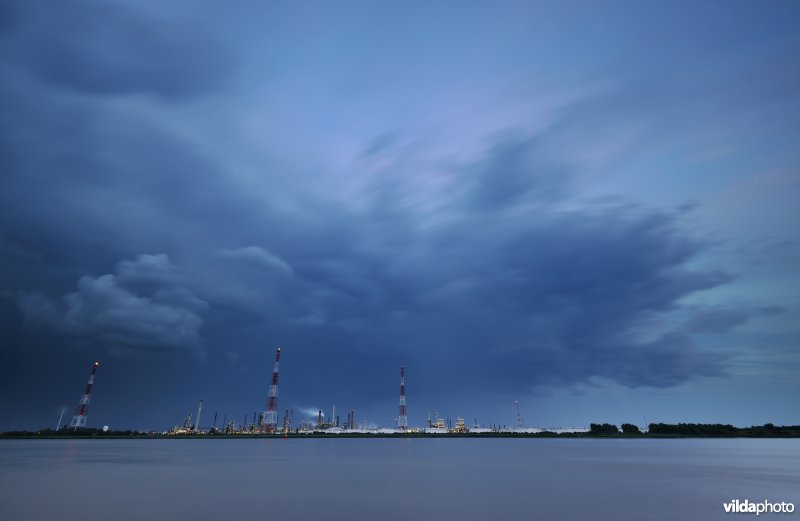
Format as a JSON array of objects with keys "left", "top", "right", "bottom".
[
  {"left": 0, "top": 71, "right": 268, "bottom": 277},
  {"left": 18, "top": 254, "right": 207, "bottom": 357},
  {"left": 199, "top": 247, "right": 297, "bottom": 317},
  {"left": 313, "top": 138, "right": 737, "bottom": 389},
  {"left": 173, "top": 136, "right": 737, "bottom": 393},
  {"left": 16, "top": 126, "right": 740, "bottom": 388},
  {"left": 3, "top": 0, "right": 796, "bottom": 430},
  {"left": 0, "top": 70, "right": 739, "bottom": 396},
  {"left": 1, "top": 0, "right": 233, "bottom": 99}
]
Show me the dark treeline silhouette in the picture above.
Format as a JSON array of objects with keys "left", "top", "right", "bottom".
[
  {"left": 585, "top": 422, "right": 800, "bottom": 437},
  {"left": 621, "top": 423, "right": 641, "bottom": 434},
  {"left": 648, "top": 423, "right": 800, "bottom": 437},
  {"left": 589, "top": 423, "right": 619, "bottom": 434}
]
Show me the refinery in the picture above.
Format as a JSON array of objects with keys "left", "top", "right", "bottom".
[{"left": 62, "top": 348, "right": 590, "bottom": 436}]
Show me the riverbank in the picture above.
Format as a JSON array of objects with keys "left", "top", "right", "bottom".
[{"left": 3, "top": 428, "right": 800, "bottom": 440}]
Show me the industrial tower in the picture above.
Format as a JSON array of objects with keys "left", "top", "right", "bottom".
[
  {"left": 263, "top": 347, "right": 281, "bottom": 432},
  {"left": 69, "top": 361, "right": 99, "bottom": 430},
  {"left": 398, "top": 365, "right": 408, "bottom": 430},
  {"left": 193, "top": 400, "right": 203, "bottom": 431}
]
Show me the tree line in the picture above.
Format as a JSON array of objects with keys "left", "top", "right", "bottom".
[{"left": 589, "top": 422, "right": 800, "bottom": 437}]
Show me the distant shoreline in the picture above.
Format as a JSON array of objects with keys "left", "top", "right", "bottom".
[
  {"left": 3, "top": 423, "right": 798, "bottom": 439},
  {"left": 3, "top": 433, "right": 800, "bottom": 440}
]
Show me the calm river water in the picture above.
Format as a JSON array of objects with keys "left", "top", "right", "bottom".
[{"left": 1, "top": 438, "right": 798, "bottom": 520}]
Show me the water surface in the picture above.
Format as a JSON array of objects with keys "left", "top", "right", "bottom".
[{"left": 1, "top": 438, "right": 798, "bottom": 520}]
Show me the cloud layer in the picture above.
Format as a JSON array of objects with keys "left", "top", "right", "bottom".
[
  {"left": 19, "top": 255, "right": 207, "bottom": 357},
  {"left": 1, "top": 0, "right": 797, "bottom": 428}
]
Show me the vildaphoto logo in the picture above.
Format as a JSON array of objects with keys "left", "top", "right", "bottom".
[{"left": 723, "top": 499, "right": 795, "bottom": 515}]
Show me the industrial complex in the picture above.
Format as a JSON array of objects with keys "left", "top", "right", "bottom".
[{"left": 64, "top": 349, "right": 589, "bottom": 435}]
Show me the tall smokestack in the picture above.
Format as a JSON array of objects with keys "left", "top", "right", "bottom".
[
  {"left": 263, "top": 347, "right": 281, "bottom": 433},
  {"left": 398, "top": 365, "right": 408, "bottom": 430},
  {"left": 69, "top": 361, "right": 100, "bottom": 430}
]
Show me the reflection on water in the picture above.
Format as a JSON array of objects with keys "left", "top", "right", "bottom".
[{"left": 1, "top": 438, "right": 798, "bottom": 521}]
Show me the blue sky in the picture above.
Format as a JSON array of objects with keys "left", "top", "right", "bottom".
[{"left": 0, "top": 0, "right": 798, "bottom": 430}]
